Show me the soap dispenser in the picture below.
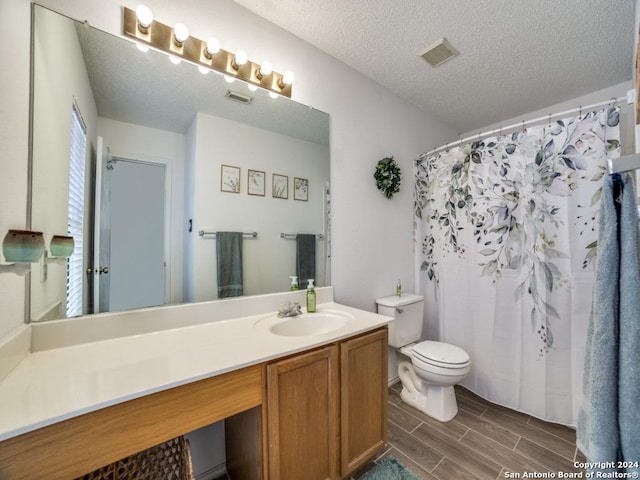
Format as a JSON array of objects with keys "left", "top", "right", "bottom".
[
  {"left": 289, "top": 275, "right": 299, "bottom": 291},
  {"left": 306, "top": 279, "right": 316, "bottom": 313}
]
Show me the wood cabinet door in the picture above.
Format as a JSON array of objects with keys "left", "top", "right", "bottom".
[
  {"left": 267, "top": 345, "right": 339, "bottom": 480},
  {"left": 340, "top": 328, "right": 388, "bottom": 476}
]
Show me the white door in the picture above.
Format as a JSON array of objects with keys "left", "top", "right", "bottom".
[
  {"left": 93, "top": 143, "right": 167, "bottom": 314},
  {"left": 108, "top": 157, "right": 166, "bottom": 312}
]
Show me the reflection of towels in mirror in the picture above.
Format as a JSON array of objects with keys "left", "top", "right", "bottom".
[
  {"left": 216, "top": 232, "right": 243, "bottom": 298},
  {"left": 296, "top": 234, "right": 316, "bottom": 290}
]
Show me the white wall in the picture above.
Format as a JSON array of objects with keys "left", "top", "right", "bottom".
[
  {"left": 0, "top": 0, "right": 35, "bottom": 337},
  {"left": 189, "top": 112, "right": 329, "bottom": 301},
  {"left": 29, "top": 6, "right": 98, "bottom": 321},
  {"left": 97, "top": 117, "right": 186, "bottom": 305}
]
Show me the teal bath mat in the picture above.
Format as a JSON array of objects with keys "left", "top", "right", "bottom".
[{"left": 361, "top": 456, "right": 421, "bottom": 480}]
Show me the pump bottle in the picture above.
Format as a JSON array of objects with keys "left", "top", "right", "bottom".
[{"left": 306, "top": 279, "right": 316, "bottom": 313}]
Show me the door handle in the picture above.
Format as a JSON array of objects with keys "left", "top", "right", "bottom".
[{"left": 86, "top": 267, "right": 109, "bottom": 274}]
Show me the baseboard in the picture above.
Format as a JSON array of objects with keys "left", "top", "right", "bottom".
[
  {"left": 388, "top": 375, "right": 399, "bottom": 387},
  {"left": 194, "top": 462, "right": 226, "bottom": 480}
]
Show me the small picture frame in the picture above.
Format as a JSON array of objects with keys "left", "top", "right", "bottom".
[
  {"left": 272, "top": 173, "right": 288, "bottom": 199},
  {"left": 221, "top": 165, "right": 240, "bottom": 193},
  {"left": 294, "top": 177, "right": 309, "bottom": 201},
  {"left": 247, "top": 169, "right": 265, "bottom": 196}
]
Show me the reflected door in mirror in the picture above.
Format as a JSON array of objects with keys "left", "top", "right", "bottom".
[{"left": 99, "top": 157, "right": 166, "bottom": 313}]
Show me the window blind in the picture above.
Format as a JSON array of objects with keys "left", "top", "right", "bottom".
[{"left": 66, "top": 103, "right": 86, "bottom": 318}]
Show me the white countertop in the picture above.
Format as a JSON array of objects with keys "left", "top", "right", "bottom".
[{"left": 0, "top": 301, "right": 391, "bottom": 442}]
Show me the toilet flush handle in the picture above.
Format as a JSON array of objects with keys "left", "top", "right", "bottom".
[{"left": 396, "top": 307, "right": 404, "bottom": 314}]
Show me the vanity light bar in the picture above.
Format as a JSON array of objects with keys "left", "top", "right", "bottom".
[{"left": 122, "top": 7, "right": 292, "bottom": 98}]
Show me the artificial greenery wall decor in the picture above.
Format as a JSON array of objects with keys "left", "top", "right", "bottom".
[{"left": 374, "top": 156, "right": 401, "bottom": 199}]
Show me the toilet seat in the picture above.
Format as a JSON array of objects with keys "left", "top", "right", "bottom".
[{"left": 412, "top": 341, "right": 470, "bottom": 369}]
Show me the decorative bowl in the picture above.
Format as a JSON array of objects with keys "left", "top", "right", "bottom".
[
  {"left": 50, "top": 235, "right": 75, "bottom": 257},
  {"left": 2, "top": 230, "right": 45, "bottom": 263}
]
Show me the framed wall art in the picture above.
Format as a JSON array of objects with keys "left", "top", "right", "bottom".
[
  {"left": 221, "top": 165, "right": 240, "bottom": 193},
  {"left": 272, "top": 174, "right": 288, "bottom": 199},
  {"left": 294, "top": 177, "right": 309, "bottom": 201},
  {"left": 248, "top": 169, "right": 265, "bottom": 196}
]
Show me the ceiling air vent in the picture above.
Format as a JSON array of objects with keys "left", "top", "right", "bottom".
[
  {"left": 418, "top": 37, "right": 459, "bottom": 67},
  {"left": 225, "top": 90, "right": 253, "bottom": 104}
]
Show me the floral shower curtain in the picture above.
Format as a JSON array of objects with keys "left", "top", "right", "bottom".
[{"left": 414, "top": 107, "right": 621, "bottom": 425}]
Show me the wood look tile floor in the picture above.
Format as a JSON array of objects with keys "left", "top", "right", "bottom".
[{"left": 351, "top": 382, "right": 586, "bottom": 480}]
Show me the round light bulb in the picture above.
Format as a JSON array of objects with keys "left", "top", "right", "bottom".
[
  {"left": 247, "top": 84, "right": 258, "bottom": 92},
  {"left": 224, "top": 75, "right": 235, "bottom": 84},
  {"left": 259, "top": 61, "right": 272, "bottom": 76},
  {"left": 282, "top": 70, "right": 295, "bottom": 86},
  {"left": 198, "top": 65, "right": 209, "bottom": 75},
  {"left": 173, "top": 23, "right": 189, "bottom": 44},
  {"left": 135, "top": 5, "right": 153, "bottom": 29},
  {"left": 269, "top": 91, "right": 279, "bottom": 99},
  {"left": 169, "top": 55, "right": 182, "bottom": 65},
  {"left": 234, "top": 50, "right": 248, "bottom": 67},
  {"left": 136, "top": 43, "right": 149, "bottom": 53},
  {"left": 206, "top": 38, "right": 220, "bottom": 56}
]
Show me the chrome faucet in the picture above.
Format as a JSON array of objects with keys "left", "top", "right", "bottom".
[{"left": 277, "top": 302, "right": 303, "bottom": 318}]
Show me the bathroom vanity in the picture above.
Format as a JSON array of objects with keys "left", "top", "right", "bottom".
[{"left": 0, "top": 288, "right": 390, "bottom": 479}]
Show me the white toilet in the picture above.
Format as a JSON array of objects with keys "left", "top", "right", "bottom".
[{"left": 376, "top": 294, "right": 470, "bottom": 422}]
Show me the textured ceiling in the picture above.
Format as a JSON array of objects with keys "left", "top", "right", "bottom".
[
  {"left": 232, "top": 0, "right": 635, "bottom": 134},
  {"left": 74, "top": 19, "right": 329, "bottom": 144}
]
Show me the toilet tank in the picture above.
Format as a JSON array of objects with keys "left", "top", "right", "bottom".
[{"left": 376, "top": 294, "right": 424, "bottom": 348}]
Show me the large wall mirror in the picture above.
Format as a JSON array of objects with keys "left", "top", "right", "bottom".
[{"left": 29, "top": 4, "right": 330, "bottom": 322}]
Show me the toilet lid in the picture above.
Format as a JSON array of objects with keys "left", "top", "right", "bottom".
[{"left": 413, "top": 341, "right": 470, "bottom": 367}]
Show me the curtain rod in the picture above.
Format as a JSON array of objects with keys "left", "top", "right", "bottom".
[{"left": 420, "top": 94, "right": 629, "bottom": 159}]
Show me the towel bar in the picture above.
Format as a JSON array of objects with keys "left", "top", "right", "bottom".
[
  {"left": 198, "top": 231, "right": 258, "bottom": 238},
  {"left": 280, "top": 233, "right": 324, "bottom": 240},
  {"left": 607, "top": 153, "right": 640, "bottom": 174}
]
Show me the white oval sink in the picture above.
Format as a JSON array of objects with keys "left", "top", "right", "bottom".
[{"left": 255, "top": 309, "right": 353, "bottom": 337}]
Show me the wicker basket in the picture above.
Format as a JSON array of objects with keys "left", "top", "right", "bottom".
[{"left": 76, "top": 436, "right": 194, "bottom": 480}]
